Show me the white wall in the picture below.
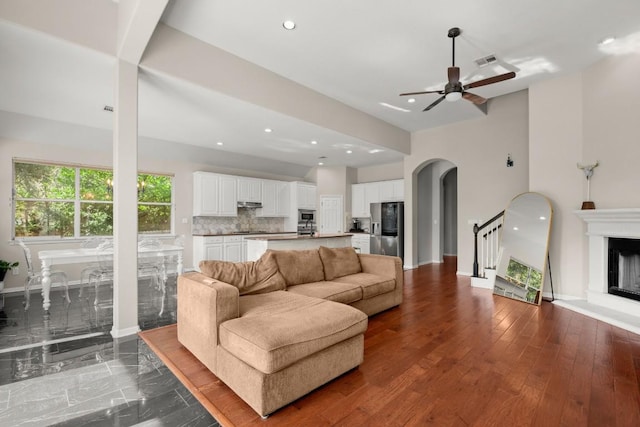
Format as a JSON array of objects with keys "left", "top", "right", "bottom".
[
  {"left": 405, "top": 90, "right": 530, "bottom": 272},
  {"left": 529, "top": 51, "right": 640, "bottom": 299},
  {"left": 356, "top": 161, "right": 403, "bottom": 183},
  {"left": 443, "top": 169, "right": 457, "bottom": 256}
]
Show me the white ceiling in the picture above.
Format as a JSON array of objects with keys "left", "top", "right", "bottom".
[{"left": 1, "top": 0, "right": 640, "bottom": 175}]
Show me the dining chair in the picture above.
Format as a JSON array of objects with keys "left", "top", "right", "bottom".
[
  {"left": 78, "top": 237, "right": 105, "bottom": 299},
  {"left": 88, "top": 239, "right": 114, "bottom": 307},
  {"left": 18, "top": 240, "right": 70, "bottom": 311},
  {"left": 138, "top": 238, "right": 166, "bottom": 315}
]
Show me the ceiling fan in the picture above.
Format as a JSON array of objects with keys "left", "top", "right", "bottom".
[{"left": 400, "top": 27, "right": 516, "bottom": 111}]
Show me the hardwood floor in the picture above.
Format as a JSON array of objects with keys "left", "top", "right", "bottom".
[{"left": 141, "top": 257, "right": 640, "bottom": 426}]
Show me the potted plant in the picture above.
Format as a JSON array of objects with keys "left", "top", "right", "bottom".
[{"left": 0, "top": 260, "right": 19, "bottom": 292}]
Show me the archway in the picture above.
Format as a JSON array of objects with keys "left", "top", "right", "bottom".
[{"left": 415, "top": 159, "right": 457, "bottom": 266}]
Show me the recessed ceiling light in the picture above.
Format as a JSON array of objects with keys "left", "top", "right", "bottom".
[
  {"left": 346, "top": 150, "right": 353, "bottom": 154},
  {"left": 539, "top": 216, "right": 546, "bottom": 221},
  {"left": 311, "top": 140, "right": 318, "bottom": 145},
  {"left": 513, "top": 226, "right": 519, "bottom": 231},
  {"left": 407, "top": 98, "right": 416, "bottom": 103},
  {"left": 264, "top": 128, "right": 272, "bottom": 133},
  {"left": 599, "top": 37, "right": 615, "bottom": 46},
  {"left": 283, "top": 20, "right": 296, "bottom": 30},
  {"left": 318, "top": 162, "right": 324, "bottom": 166},
  {"left": 216, "top": 141, "right": 223, "bottom": 146},
  {"left": 369, "top": 149, "right": 383, "bottom": 154}
]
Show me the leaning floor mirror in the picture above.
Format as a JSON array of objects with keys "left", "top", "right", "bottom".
[{"left": 494, "top": 192, "right": 553, "bottom": 305}]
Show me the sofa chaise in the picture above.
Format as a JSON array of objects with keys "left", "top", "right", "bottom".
[{"left": 177, "top": 246, "right": 403, "bottom": 417}]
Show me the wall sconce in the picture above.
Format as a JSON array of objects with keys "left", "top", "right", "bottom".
[{"left": 506, "top": 154, "right": 514, "bottom": 167}]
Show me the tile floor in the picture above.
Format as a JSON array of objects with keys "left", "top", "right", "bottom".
[{"left": 0, "top": 277, "right": 219, "bottom": 426}]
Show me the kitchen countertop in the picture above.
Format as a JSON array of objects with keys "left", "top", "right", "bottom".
[
  {"left": 245, "top": 233, "right": 353, "bottom": 241},
  {"left": 192, "top": 232, "right": 297, "bottom": 237}
]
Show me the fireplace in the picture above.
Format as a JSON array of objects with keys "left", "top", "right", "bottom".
[
  {"left": 608, "top": 237, "right": 640, "bottom": 302},
  {"left": 574, "top": 208, "right": 640, "bottom": 319}
]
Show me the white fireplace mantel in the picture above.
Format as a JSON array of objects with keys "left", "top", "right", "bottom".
[{"left": 574, "top": 208, "right": 640, "bottom": 319}]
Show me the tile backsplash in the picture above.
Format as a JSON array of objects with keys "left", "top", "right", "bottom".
[{"left": 192, "top": 208, "right": 285, "bottom": 235}]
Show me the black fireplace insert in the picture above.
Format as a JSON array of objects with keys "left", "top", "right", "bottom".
[{"left": 608, "top": 237, "right": 640, "bottom": 302}]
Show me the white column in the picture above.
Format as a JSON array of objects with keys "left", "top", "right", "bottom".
[{"left": 111, "top": 58, "right": 140, "bottom": 338}]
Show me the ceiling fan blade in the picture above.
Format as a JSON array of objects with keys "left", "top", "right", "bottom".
[
  {"left": 462, "top": 91, "right": 487, "bottom": 105},
  {"left": 400, "top": 90, "right": 444, "bottom": 96},
  {"left": 423, "top": 95, "right": 446, "bottom": 111},
  {"left": 448, "top": 67, "right": 460, "bottom": 84},
  {"left": 463, "top": 71, "right": 516, "bottom": 90}
]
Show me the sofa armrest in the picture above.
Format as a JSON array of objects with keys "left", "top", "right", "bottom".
[
  {"left": 358, "top": 254, "right": 404, "bottom": 304},
  {"left": 177, "top": 272, "right": 239, "bottom": 373}
]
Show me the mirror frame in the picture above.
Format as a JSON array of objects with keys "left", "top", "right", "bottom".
[{"left": 493, "top": 192, "right": 553, "bottom": 305}]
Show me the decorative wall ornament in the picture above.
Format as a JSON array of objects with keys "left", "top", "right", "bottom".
[{"left": 577, "top": 160, "right": 599, "bottom": 210}]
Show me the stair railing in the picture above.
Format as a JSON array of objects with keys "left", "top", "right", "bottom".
[{"left": 472, "top": 210, "right": 505, "bottom": 278}]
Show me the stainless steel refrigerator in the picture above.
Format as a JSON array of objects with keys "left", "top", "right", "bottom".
[{"left": 370, "top": 202, "right": 404, "bottom": 261}]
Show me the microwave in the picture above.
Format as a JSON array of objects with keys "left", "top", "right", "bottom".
[{"left": 298, "top": 209, "right": 316, "bottom": 222}]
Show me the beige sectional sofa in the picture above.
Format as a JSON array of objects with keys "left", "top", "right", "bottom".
[{"left": 177, "top": 246, "right": 403, "bottom": 417}]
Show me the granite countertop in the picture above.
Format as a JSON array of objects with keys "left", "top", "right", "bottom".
[
  {"left": 245, "top": 233, "right": 353, "bottom": 241},
  {"left": 192, "top": 232, "right": 297, "bottom": 237}
]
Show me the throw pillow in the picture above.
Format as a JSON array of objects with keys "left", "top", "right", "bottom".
[
  {"left": 269, "top": 249, "right": 325, "bottom": 286},
  {"left": 319, "top": 246, "right": 362, "bottom": 280},
  {"left": 199, "top": 251, "right": 286, "bottom": 295}
]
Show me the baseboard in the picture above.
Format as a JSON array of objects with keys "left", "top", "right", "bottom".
[
  {"left": 110, "top": 325, "right": 141, "bottom": 338},
  {"left": 456, "top": 271, "right": 472, "bottom": 277}
]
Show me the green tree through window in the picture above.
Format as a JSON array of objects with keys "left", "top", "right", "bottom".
[{"left": 14, "top": 161, "right": 173, "bottom": 238}]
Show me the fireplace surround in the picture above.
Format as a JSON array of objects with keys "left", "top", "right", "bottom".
[{"left": 575, "top": 208, "right": 640, "bottom": 318}]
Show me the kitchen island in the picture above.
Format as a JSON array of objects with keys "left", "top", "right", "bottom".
[{"left": 245, "top": 233, "right": 353, "bottom": 261}]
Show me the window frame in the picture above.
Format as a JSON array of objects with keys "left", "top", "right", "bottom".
[{"left": 12, "top": 159, "right": 175, "bottom": 241}]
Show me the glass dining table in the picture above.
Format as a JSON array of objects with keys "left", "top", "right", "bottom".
[{"left": 37, "top": 244, "right": 184, "bottom": 312}]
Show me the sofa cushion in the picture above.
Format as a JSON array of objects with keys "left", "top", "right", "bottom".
[
  {"left": 199, "top": 251, "right": 286, "bottom": 295},
  {"left": 318, "top": 246, "right": 362, "bottom": 280},
  {"left": 269, "top": 249, "right": 325, "bottom": 286},
  {"left": 332, "top": 272, "right": 396, "bottom": 299},
  {"left": 287, "top": 281, "right": 363, "bottom": 304},
  {"left": 220, "top": 291, "right": 368, "bottom": 374}
]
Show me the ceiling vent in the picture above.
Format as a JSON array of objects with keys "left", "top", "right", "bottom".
[
  {"left": 103, "top": 105, "right": 114, "bottom": 112},
  {"left": 474, "top": 54, "right": 498, "bottom": 67}
]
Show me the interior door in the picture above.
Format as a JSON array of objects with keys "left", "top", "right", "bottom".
[{"left": 319, "top": 195, "right": 343, "bottom": 234}]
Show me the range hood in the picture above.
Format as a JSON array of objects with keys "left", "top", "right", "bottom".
[{"left": 237, "top": 201, "right": 263, "bottom": 208}]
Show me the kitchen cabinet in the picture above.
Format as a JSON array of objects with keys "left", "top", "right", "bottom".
[
  {"left": 237, "top": 177, "right": 262, "bottom": 203},
  {"left": 193, "top": 236, "right": 224, "bottom": 269},
  {"left": 351, "top": 234, "right": 370, "bottom": 254},
  {"left": 257, "top": 179, "right": 290, "bottom": 217},
  {"left": 295, "top": 182, "right": 317, "bottom": 210},
  {"left": 193, "top": 172, "right": 238, "bottom": 216},
  {"left": 223, "top": 236, "right": 243, "bottom": 262},
  {"left": 351, "top": 179, "right": 404, "bottom": 218},
  {"left": 351, "top": 184, "right": 367, "bottom": 218},
  {"left": 379, "top": 179, "right": 404, "bottom": 201}
]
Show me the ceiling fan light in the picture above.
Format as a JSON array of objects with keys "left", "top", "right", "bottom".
[{"left": 445, "top": 92, "right": 462, "bottom": 102}]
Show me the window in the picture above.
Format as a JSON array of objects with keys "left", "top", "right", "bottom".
[{"left": 13, "top": 161, "right": 173, "bottom": 238}]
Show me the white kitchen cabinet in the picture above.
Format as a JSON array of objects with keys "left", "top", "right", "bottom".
[
  {"left": 237, "top": 177, "right": 262, "bottom": 203},
  {"left": 257, "top": 179, "right": 290, "bottom": 217},
  {"left": 351, "top": 234, "right": 370, "bottom": 254},
  {"left": 223, "top": 236, "right": 243, "bottom": 262},
  {"left": 193, "top": 236, "right": 224, "bottom": 269},
  {"left": 380, "top": 179, "right": 404, "bottom": 201},
  {"left": 351, "top": 183, "right": 367, "bottom": 218},
  {"left": 277, "top": 181, "right": 291, "bottom": 216},
  {"left": 352, "top": 179, "right": 404, "bottom": 218},
  {"left": 193, "top": 172, "right": 238, "bottom": 216},
  {"left": 365, "top": 182, "right": 380, "bottom": 205},
  {"left": 296, "top": 182, "right": 316, "bottom": 210}
]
